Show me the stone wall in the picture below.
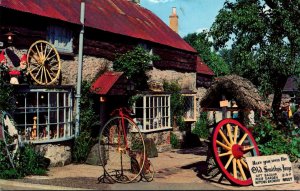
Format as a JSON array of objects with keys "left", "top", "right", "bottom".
[
  {"left": 147, "top": 67, "right": 196, "bottom": 90},
  {"left": 61, "top": 56, "right": 113, "bottom": 85},
  {"left": 144, "top": 130, "right": 171, "bottom": 152},
  {"left": 35, "top": 141, "right": 72, "bottom": 167}
]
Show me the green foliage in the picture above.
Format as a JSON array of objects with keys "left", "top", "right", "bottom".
[
  {"left": 72, "top": 131, "right": 94, "bottom": 163},
  {"left": 73, "top": 81, "right": 100, "bottom": 163},
  {"left": 80, "top": 81, "right": 100, "bottom": 135},
  {"left": 0, "top": 142, "right": 48, "bottom": 179},
  {"left": 252, "top": 117, "right": 300, "bottom": 162},
  {"left": 192, "top": 112, "right": 210, "bottom": 139},
  {"left": 176, "top": 116, "right": 186, "bottom": 131},
  {"left": 0, "top": 83, "right": 16, "bottom": 112},
  {"left": 113, "top": 45, "right": 159, "bottom": 90},
  {"left": 170, "top": 132, "right": 180, "bottom": 149},
  {"left": 131, "top": 135, "right": 144, "bottom": 152},
  {"left": 16, "top": 144, "right": 48, "bottom": 177},
  {"left": 163, "top": 81, "right": 184, "bottom": 127},
  {"left": 183, "top": 31, "right": 230, "bottom": 76},
  {"left": 210, "top": 0, "right": 300, "bottom": 117}
]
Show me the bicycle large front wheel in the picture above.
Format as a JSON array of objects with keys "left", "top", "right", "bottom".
[{"left": 98, "top": 117, "right": 145, "bottom": 183}]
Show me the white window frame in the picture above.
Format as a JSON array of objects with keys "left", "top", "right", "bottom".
[
  {"left": 13, "top": 88, "right": 74, "bottom": 143},
  {"left": 182, "top": 94, "right": 196, "bottom": 122},
  {"left": 133, "top": 94, "right": 171, "bottom": 133},
  {"left": 47, "top": 25, "right": 73, "bottom": 54}
]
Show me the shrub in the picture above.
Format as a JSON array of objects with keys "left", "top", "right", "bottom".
[
  {"left": 192, "top": 112, "right": 209, "bottom": 139},
  {"left": 0, "top": 82, "right": 16, "bottom": 112},
  {"left": 252, "top": 117, "right": 300, "bottom": 162},
  {"left": 80, "top": 81, "right": 100, "bottom": 136},
  {"left": 163, "top": 81, "right": 185, "bottom": 129},
  {"left": 0, "top": 141, "right": 48, "bottom": 179},
  {"left": 72, "top": 131, "right": 95, "bottom": 163},
  {"left": 16, "top": 144, "right": 48, "bottom": 177},
  {"left": 170, "top": 132, "right": 180, "bottom": 149},
  {"left": 114, "top": 45, "right": 159, "bottom": 90}
]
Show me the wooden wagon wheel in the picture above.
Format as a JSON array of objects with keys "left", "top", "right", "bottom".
[
  {"left": 211, "top": 119, "right": 260, "bottom": 186},
  {"left": 27, "top": 40, "right": 61, "bottom": 85},
  {"left": 0, "top": 111, "right": 18, "bottom": 168}
]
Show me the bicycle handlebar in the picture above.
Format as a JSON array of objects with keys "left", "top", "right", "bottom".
[{"left": 110, "top": 107, "right": 133, "bottom": 117}]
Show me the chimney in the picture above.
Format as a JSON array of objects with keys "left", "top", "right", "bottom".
[
  {"left": 131, "top": 0, "right": 140, "bottom": 5},
  {"left": 169, "top": 7, "right": 178, "bottom": 33}
]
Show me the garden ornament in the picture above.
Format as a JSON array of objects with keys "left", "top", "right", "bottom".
[{"left": 9, "top": 70, "right": 20, "bottom": 84}]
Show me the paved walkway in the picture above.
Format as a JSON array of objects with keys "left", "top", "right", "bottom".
[{"left": 0, "top": 146, "right": 299, "bottom": 190}]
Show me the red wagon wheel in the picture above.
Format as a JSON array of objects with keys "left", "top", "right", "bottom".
[{"left": 212, "top": 119, "right": 260, "bottom": 186}]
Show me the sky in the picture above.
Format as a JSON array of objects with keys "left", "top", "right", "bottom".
[{"left": 140, "top": 0, "right": 225, "bottom": 37}]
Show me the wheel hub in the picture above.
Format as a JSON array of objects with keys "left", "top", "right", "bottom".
[{"left": 232, "top": 144, "right": 243, "bottom": 159}]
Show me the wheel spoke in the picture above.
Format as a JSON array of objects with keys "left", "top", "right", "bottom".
[
  {"left": 218, "top": 129, "right": 231, "bottom": 146},
  {"left": 40, "top": 66, "right": 44, "bottom": 83},
  {"left": 224, "top": 155, "right": 234, "bottom": 169},
  {"left": 34, "top": 66, "right": 43, "bottom": 79},
  {"left": 233, "top": 158, "right": 237, "bottom": 179},
  {"left": 238, "top": 133, "right": 248, "bottom": 145},
  {"left": 44, "top": 67, "right": 48, "bottom": 84},
  {"left": 226, "top": 123, "right": 234, "bottom": 144},
  {"left": 216, "top": 140, "right": 231, "bottom": 150},
  {"left": 242, "top": 146, "right": 254, "bottom": 152},
  {"left": 240, "top": 158, "right": 249, "bottom": 170},
  {"left": 233, "top": 125, "right": 238, "bottom": 143},
  {"left": 40, "top": 43, "right": 45, "bottom": 60},
  {"left": 237, "top": 159, "right": 247, "bottom": 180},
  {"left": 46, "top": 69, "right": 54, "bottom": 80},
  {"left": 46, "top": 53, "right": 56, "bottom": 61},
  {"left": 30, "top": 65, "right": 40, "bottom": 72},
  {"left": 45, "top": 48, "right": 54, "bottom": 61},
  {"left": 35, "top": 45, "right": 42, "bottom": 60},
  {"left": 219, "top": 150, "right": 232, "bottom": 157}
]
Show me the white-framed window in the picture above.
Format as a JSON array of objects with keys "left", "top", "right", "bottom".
[
  {"left": 47, "top": 25, "right": 73, "bottom": 53},
  {"left": 132, "top": 94, "right": 171, "bottom": 132},
  {"left": 182, "top": 94, "right": 196, "bottom": 121},
  {"left": 13, "top": 88, "right": 74, "bottom": 143}
]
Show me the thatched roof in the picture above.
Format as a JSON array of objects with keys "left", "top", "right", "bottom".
[{"left": 200, "top": 75, "right": 268, "bottom": 111}]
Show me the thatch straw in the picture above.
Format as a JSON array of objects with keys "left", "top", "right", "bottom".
[{"left": 200, "top": 75, "right": 268, "bottom": 111}]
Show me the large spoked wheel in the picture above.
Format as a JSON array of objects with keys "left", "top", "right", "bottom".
[
  {"left": 0, "top": 111, "right": 19, "bottom": 169},
  {"left": 98, "top": 117, "right": 146, "bottom": 183},
  {"left": 212, "top": 119, "right": 260, "bottom": 186},
  {"left": 27, "top": 40, "right": 61, "bottom": 85}
]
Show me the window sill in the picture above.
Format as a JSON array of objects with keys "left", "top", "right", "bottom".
[{"left": 23, "top": 135, "right": 75, "bottom": 144}]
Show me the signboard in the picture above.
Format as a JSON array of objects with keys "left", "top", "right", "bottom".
[
  {"left": 246, "top": 154, "right": 294, "bottom": 186},
  {"left": 219, "top": 100, "right": 228, "bottom": 107}
]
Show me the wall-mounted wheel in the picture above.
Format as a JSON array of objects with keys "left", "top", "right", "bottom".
[
  {"left": 212, "top": 119, "right": 260, "bottom": 186},
  {"left": 27, "top": 40, "right": 61, "bottom": 85}
]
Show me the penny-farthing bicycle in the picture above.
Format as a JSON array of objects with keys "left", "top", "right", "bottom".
[{"left": 98, "top": 107, "right": 149, "bottom": 183}]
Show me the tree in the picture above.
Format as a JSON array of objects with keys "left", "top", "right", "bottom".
[
  {"left": 210, "top": 0, "right": 300, "bottom": 120},
  {"left": 184, "top": 31, "right": 230, "bottom": 76},
  {"left": 113, "top": 45, "right": 159, "bottom": 90}
]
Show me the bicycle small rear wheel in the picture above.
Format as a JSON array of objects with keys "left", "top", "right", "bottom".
[
  {"left": 142, "top": 160, "right": 155, "bottom": 182},
  {"left": 98, "top": 116, "right": 145, "bottom": 183}
]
